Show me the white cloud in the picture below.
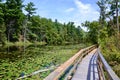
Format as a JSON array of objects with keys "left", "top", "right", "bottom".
[
  {"left": 74, "top": 0, "right": 91, "bottom": 14},
  {"left": 57, "top": 0, "right": 99, "bottom": 31},
  {"left": 65, "top": 8, "right": 74, "bottom": 12},
  {"left": 73, "top": 0, "right": 99, "bottom": 26}
]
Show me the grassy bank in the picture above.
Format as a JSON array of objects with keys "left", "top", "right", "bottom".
[
  {"left": 0, "top": 44, "right": 87, "bottom": 80},
  {"left": 3, "top": 41, "right": 46, "bottom": 48}
]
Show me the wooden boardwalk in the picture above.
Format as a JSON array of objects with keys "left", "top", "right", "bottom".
[
  {"left": 72, "top": 49, "right": 99, "bottom": 80},
  {"left": 44, "top": 45, "right": 119, "bottom": 80}
]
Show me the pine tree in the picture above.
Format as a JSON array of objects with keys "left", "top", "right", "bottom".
[
  {"left": 0, "top": 0, "right": 6, "bottom": 44},
  {"left": 25, "top": 2, "right": 36, "bottom": 21},
  {"left": 4, "top": 0, "right": 25, "bottom": 42}
]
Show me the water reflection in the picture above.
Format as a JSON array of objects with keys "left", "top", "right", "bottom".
[
  {"left": 0, "top": 44, "right": 45, "bottom": 61},
  {"left": 0, "top": 46, "right": 21, "bottom": 61}
]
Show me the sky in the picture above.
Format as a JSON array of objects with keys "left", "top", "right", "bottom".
[{"left": 23, "top": 0, "right": 99, "bottom": 28}]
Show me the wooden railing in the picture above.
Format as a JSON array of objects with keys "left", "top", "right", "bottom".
[
  {"left": 44, "top": 45, "right": 97, "bottom": 80},
  {"left": 97, "top": 49, "right": 120, "bottom": 80}
]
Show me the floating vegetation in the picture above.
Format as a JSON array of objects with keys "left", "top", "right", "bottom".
[{"left": 0, "top": 44, "right": 86, "bottom": 80}]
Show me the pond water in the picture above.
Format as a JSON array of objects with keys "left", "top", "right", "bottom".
[
  {"left": 0, "top": 45, "right": 44, "bottom": 61},
  {"left": 0, "top": 44, "right": 86, "bottom": 79}
]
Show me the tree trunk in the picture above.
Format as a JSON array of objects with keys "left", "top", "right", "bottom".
[{"left": 116, "top": 0, "right": 119, "bottom": 33}]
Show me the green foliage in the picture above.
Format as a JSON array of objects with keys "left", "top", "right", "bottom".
[
  {"left": 0, "top": 44, "right": 86, "bottom": 79},
  {"left": 2, "top": 4, "right": 85, "bottom": 45},
  {"left": 100, "top": 35, "right": 120, "bottom": 77},
  {"left": 97, "top": 0, "right": 106, "bottom": 24},
  {"left": 97, "top": 0, "right": 120, "bottom": 33},
  {"left": 25, "top": 15, "right": 84, "bottom": 45},
  {"left": 82, "top": 21, "right": 100, "bottom": 44},
  {"left": 0, "top": 0, "right": 85, "bottom": 45},
  {"left": 97, "top": 0, "right": 120, "bottom": 77},
  {"left": 0, "top": 1, "right": 6, "bottom": 44},
  {"left": 25, "top": 2, "right": 36, "bottom": 20},
  {"left": 4, "top": 0, "right": 25, "bottom": 42}
]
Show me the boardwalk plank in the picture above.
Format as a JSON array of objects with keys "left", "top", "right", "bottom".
[{"left": 72, "top": 49, "right": 99, "bottom": 80}]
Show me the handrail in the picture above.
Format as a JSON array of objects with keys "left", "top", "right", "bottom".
[
  {"left": 44, "top": 45, "right": 97, "bottom": 80},
  {"left": 97, "top": 49, "right": 120, "bottom": 80}
]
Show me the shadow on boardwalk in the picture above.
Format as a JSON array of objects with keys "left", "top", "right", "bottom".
[{"left": 87, "top": 52, "right": 99, "bottom": 80}]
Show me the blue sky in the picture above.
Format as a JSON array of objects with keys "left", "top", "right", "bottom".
[{"left": 23, "top": 0, "right": 99, "bottom": 27}]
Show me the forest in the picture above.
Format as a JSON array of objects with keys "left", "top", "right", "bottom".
[
  {"left": 0, "top": 0, "right": 120, "bottom": 79},
  {"left": 0, "top": 0, "right": 84, "bottom": 46}
]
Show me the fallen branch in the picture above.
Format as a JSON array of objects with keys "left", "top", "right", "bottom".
[{"left": 16, "top": 65, "right": 59, "bottom": 80}]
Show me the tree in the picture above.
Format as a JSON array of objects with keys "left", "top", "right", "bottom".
[
  {"left": 25, "top": 2, "right": 36, "bottom": 20},
  {"left": 0, "top": 0, "right": 85, "bottom": 45},
  {"left": 105, "top": 0, "right": 120, "bottom": 33},
  {"left": 117, "top": 0, "right": 120, "bottom": 32},
  {"left": 0, "top": 0, "right": 6, "bottom": 44},
  {"left": 4, "top": 0, "right": 25, "bottom": 42},
  {"left": 97, "top": 0, "right": 106, "bottom": 26},
  {"left": 97, "top": 0, "right": 120, "bottom": 37},
  {"left": 76, "top": 26, "right": 84, "bottom": 43},
  {"left": 108, "top": 0, "right": 120, "bottom": 32},
  {"left": 82, "top": 21, "right": 100, "bottom": 44}
]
